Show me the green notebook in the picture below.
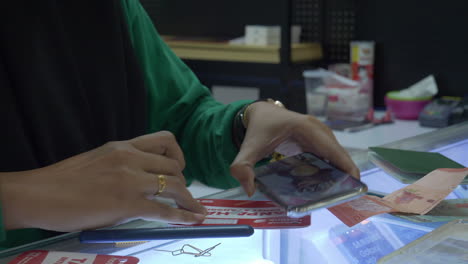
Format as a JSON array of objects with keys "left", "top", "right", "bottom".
[{"left": 369, "top": 147, "right": 467, "bottom": 184}]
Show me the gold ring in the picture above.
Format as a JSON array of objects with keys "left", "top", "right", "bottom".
[{"left": 154, "top": 174, "right": 167, "bottom": 196}]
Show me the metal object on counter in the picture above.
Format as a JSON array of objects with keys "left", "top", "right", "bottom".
[{"left": 154, "top": 243, "right": 221, "bottom": 257}]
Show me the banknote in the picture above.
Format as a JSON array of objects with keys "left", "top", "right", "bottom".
[
  {"left": 392, "top": 214, "right": 465, "bottom": 223},
  {"left": 383, "top": 168, "right": 468, "bottom": 214},
  {"left": 392, "top": 199, "right": 468, "bottom": 223},
  {"left": 328, "top": 195, "right": 396, "bottom": 227},
  {"left": 423, "top": 198, "right": 468, "bottom": 216},
  {"left": 329, "top": 168, "right": 468, "bottom": 226}
]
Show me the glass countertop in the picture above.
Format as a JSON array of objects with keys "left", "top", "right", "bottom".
[{"left": 1, "top": 122, "right": 467, "bottom": 264}]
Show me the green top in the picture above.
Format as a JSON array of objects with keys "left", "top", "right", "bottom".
[{"left": 0, "top": 0, "right": 247, "bottom": 249}]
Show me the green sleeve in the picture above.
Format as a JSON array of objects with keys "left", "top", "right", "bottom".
[
  {"left": 0, "top": 203, "right": 5, "bottom": 245},
  {"left": 120, "top": 0, "right": 251, "bottom": 189}
]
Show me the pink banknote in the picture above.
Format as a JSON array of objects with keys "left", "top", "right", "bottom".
[
  {"left": 383, "top": 168, "right": 468, "bottom": 214},
  {"left": 328, "top": 195, "right": 396, "bottom": 227},
  {"left": 329, "top": 168, "right": 468, "bottom": 226}
]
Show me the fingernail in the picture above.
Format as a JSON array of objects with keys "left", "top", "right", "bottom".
[
  {"left": 198, "top": 204, "right": 208, "bottom": 215},
  {"left": 194, "top": 213, "right": 206, "bottom": 222},
  {"left": 196, "top": 200, "right": 208, "bottom": 213},
  {"left": 248, "top": 182, "right": 256, "bottom": 197}
]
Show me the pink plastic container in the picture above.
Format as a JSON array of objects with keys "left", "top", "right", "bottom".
[{"left": 385, "top": 91, "right": 432, "bottom": 120}]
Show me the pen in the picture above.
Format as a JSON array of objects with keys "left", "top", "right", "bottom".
[
  {"left": 79, "top": 225, "right": 254, "bottom": 243},
  {"left": 344, "top": 123, "right": 375, "bottom": 133},
  {"left": 367, "top": 190, "right": 388, "bottom": 198}
]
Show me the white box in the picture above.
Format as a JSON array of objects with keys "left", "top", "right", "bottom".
[{"left": 245, "top": 25, "right": 301, "bottom": 46}]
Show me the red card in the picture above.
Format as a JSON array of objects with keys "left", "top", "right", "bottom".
[
  {"left": 197, "top": 199, "right": 311, "bottom": 229},
  {"left": 8, "top": 250, "right": 139, "bottom": 264}
]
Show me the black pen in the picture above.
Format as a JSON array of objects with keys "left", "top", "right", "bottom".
[
  {"left": 79, "top": 225, "right": 254, "bottom": 243},
  {"left": 344, "top": 123, "right": 375, "bottom": 133},
  {"left": 367, "top": 190, "right": 388, "bottom": 198}
]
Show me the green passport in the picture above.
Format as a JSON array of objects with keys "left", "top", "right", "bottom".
[{"left": 369, "top": 147, "right": 467, "bottom": 184}]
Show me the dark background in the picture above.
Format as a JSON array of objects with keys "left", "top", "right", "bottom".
[
  {"left": 140, "top": 0, "right": 468, "bottom": 109},
  {"left": 355, "top": 0, "right": 468, "bottom": 106},
  {"left": 140, "top": 0, "right": 284, "bottom": 39}
]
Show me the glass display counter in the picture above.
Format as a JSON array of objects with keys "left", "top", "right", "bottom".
[{"left": 1, "top": 122, "right": 467, "bottom": 264}]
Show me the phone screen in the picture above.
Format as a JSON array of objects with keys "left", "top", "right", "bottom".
[{"left": 254, "top": 152, "right": 367, "bottom": 216}]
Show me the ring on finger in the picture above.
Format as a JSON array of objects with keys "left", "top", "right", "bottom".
[{"left": 154, "top": 174, "right": 167, "bottom": 196}]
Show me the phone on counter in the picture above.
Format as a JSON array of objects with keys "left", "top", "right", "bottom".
[{"left": 254, "top": 152, "right": 367, "bottom": 217}]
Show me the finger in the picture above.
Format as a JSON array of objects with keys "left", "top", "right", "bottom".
[
  {"left": 295, "top": 122, "right": 360, "bottom": 179},
  {"left": 130, "top": 131, "right": 185, "bottom": 169},
  {"left": 159, "top": 177, "right": 207, "bottom": 215},
  {"left": 307, "top": 141, "right": 359, "bottom": 179},
  {"left": 231, "top": 123, "right": 293, "bottom": 196},
  {"left": 133, "top": 149, "right": 186, "bottom": 185},
  {"left": 136, "top": 200, "right": 206, "bottom": 224},
  {"left": 275, "top": 139, "right": 303, "bottom": 157},
  {"left": 230, "top": 145, "right": 262, "bottom": 197},
  {"left": 144, "top": 174, "right": 206, "bottom": 215},
  {"left": 230, "top": 161, "right": 256, "bottom": 197}
]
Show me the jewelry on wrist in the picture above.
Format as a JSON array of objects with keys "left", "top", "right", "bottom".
[
  {"left": 241, "top": 99, "right": 285, "bottom": 128},
  {"left": 231, "top": 99, "right": 285, "bottom": 149}
]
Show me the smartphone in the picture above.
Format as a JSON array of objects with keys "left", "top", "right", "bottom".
[{"left": 254, "top": 152, "right": 367, "bottom": 217}]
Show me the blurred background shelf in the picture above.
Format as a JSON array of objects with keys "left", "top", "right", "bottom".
[
  {"left": 163, "top": 36, "right": 323, "bottom": 64},
  {"left": 141, "top": 0, "right": 327, "bottom": 112},
  {"left": 142, "top": 0, "right": 468, "bottom": 110}
]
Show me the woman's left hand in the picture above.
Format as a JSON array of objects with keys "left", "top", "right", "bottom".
[{"left": 230, "top": 101, "right": 360, "bottom": 196}]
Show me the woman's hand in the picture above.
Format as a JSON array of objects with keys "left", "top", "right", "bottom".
[
  {"left": 230, "top": 101, "right": 360, "bottom": 196},
  {"left": 0, "top": 131, "right": 207, "bottom": 232}
]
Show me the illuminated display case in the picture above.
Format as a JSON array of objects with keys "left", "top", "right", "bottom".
[{"left": 1, "top": 122, "right": 467, "bottom": 264}]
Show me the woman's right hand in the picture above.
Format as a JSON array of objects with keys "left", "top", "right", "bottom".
[{"left": 0, "top": 131, "right": 207, "bottom": 232}]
